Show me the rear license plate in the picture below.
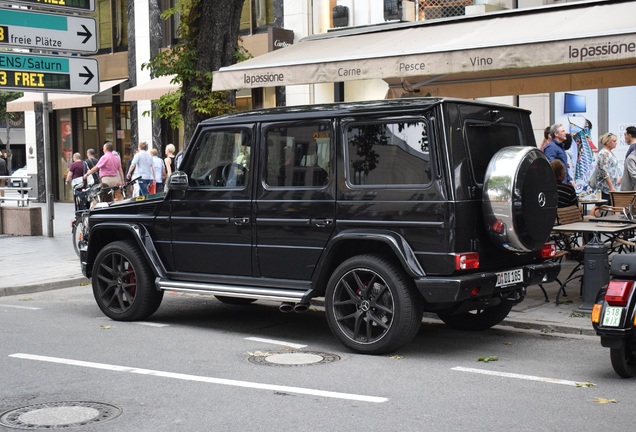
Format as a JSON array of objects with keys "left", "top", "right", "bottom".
[
  {"left": 496, "top": 269, "right": 523, "bottom": 287},
  {"left": 602, "top": 306, "right": 623, "bottom": 327}
]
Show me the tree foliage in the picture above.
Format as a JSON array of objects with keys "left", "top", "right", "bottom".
[{"left": 143, "top": 0, "right": 248, "bottom": 143}]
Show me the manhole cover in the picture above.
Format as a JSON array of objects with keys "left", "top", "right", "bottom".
[
  {"left": 248, "top": 350, "right": 340, "bottom": 366},
  {"left": 0, "top": 401, "right": 122, "bottom": 429}
]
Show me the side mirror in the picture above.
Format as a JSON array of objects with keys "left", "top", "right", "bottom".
[{"left": 167, "top": 171, "right": 188, "bottom": 191}]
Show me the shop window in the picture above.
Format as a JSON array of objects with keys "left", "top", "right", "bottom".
[
  {"left": 240, "top": 0, "right": 274, "bottom": 35},
  {"left": 93, "top": 0, "right": 128, "bottom": 53}
]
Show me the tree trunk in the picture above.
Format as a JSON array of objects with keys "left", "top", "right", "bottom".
[{"left": 180, "top": 0, "right": 245, "bottom": 143}]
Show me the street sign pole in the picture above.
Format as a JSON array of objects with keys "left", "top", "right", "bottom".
[
  {"left": 0, "top": 0, "right": 99, "bottom": 236},
  {"left": 41, "top": 93, "right": 54, "bottom": 237}
]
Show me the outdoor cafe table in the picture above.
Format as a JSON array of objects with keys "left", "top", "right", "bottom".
[{"left": 551, "top": 221, "right": 635, "bottom": 311}]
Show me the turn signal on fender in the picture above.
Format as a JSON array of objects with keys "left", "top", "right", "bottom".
[{"left": 591, "top": 303, "right": 602, "bottom": 324}]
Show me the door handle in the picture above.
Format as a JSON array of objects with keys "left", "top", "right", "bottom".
[
  {"left": 230, "top": 217, "right": 250, "bottom": 226},
  {"left": 310, "top": 218, "right": 333, "bottom": 227}
]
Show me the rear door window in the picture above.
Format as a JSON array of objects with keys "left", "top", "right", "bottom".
[
  {"left": 465, "top": 122, "right": 523, "bottom": 185},
  {"left": 345, "top": 118, "right": 432, "bottom": 187}
]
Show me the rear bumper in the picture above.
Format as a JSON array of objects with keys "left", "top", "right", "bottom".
[{"left": 414, "top": 261, "right": 560, "bottom": 304}]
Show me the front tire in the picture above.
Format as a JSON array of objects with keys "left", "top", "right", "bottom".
[
  {"left": 610, "top": 339, "right": 636, "bottom": 378},
  {"left": 92, "top": 240, "right": 163, "bottom": 321},
  {"left": 325, "top": 254, "right": 423, "bottom": 354},
  {"left": 72, "top": 221, "right": 82, "bottom": 257},
  {"left": 437, "top": 300, "right": 514, "bottom": 331}
]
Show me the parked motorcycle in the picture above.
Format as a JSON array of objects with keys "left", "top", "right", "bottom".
[
  {"left": 71, "top": 177, "right": 141, "bottom": 257},
  {"left": 592, "top": 253, "right": 636, "bottom": 378}
]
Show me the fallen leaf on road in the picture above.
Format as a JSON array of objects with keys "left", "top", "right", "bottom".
[
  {"left": 248, "top": 351, "right": 271, "bottom": 357},
  {"left": 478, "top": 356, "right": 498, "bottom": 363},
  {"left": 389, "top": 355, "right": 403, "bottom": 359},
  {"left": 575, "top": 381, "right": 596, "bottom": 388},
  {"left": 18, "top": 298, "right": 33, "bottom": 302},
  {"left": 100, "top": 325, "right": 112, "bottom": 329},
  {"left": 593, "top": 397, "right": 617, "bottom": 404}
]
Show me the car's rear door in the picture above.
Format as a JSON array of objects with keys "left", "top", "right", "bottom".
[{"left": 255, "top": 119, "right": 336, "bottom": 280}]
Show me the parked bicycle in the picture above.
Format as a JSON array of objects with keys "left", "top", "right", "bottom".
[{"left": 72, "top": 177, "right": 141, "bottom": 257}]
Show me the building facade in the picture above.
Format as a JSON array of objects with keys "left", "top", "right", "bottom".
[{"left": 7, "top": 0, "right": 634, "bottom": 201}]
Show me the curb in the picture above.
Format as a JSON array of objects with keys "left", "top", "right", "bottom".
[{"left": 0, "top": 277, "right": 90, "bottom": 298}]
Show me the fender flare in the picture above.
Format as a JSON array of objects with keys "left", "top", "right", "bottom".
[
  {"left": 86, "top": 222, "right": 167, "bottom": 279},
  {"left": 318, "top": 229, "right": 426, "bottom": 280}
]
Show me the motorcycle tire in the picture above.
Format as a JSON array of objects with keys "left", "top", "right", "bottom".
[{"left": 610, "top": 339, "right": 636, "bottom": 378}]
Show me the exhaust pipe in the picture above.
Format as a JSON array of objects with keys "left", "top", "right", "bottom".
[
  {"left": 279, "top": 302, "right": 294, "bottom": 313},
  {"left": 293, "top": 303, "right": 309, "bottom": 313}
]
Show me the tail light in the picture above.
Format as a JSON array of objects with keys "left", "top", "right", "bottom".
[
  {"left": 605, "top": 280, "right": 634, "bottom": 307},
  {"left": 455, "top": 252, "right": 479, "bottom": 270},
  {"left": 539, "top": 242, "right": 556, "bottom": 259},
  {"left": 491, "top": 219, "right": 505, "bottom": 234}
]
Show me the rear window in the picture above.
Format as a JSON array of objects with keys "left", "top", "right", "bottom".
[
  {"left": 345, "top": 119, "right": 432, "bottom": 187},
  {"left": 465, "top": 122, "right": 523, "bottom": 184}
]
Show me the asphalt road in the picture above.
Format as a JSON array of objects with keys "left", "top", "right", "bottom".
[{"left": 0, "top": 285, "right": 633, "bottom": 431}]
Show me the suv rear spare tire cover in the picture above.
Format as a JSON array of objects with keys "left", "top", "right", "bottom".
[{"left": 483, "top": 146, "right": 557, "bottom": 253}]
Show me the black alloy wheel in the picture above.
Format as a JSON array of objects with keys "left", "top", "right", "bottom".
[
  {"left": 92, "top": 240, "right": 163, "bottom": 321},
  {"left": 325, "top": 254, "right": 423, "bottom": 354},
  {"left": 610, "top": 339, "right": 636, "bottom": 378}
]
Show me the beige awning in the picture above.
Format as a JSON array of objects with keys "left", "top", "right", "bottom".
[
  {"left": 212, "top": 1, "right": 636, "bottom": 96},
  {"left": 123, "top": 74, "right": 179, "bottom": 101},
  {"left": 7, "top": 79, "right": 127, "bottom": 112}
]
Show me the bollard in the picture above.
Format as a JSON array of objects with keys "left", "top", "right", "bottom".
[{"left": 579, "top": 235, "right": 609, "bottom": 312}]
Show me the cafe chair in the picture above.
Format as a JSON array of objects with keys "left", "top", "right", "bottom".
[
  {"left": 550, "top": 205, "right": 586, "bottom": 304},
  {"left": 599, "top": 191, "right": 636, "bottom": 216}
]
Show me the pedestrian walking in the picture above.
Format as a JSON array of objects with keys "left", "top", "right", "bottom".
[
  {"left": 164, "top": 143, "right": 176, "bottom": 178},
  {"left": 594, "top": 132, "right": 619, "bottom": 201},
  {"left": 84, "top": 141, "right": 125, "bottom": 202},
  {"left": 150, "top": 148, "right": 166, "bottom": 193},
  {"left": 127, "top": 141, "right": 154, "bottom": 196},
  {"left": 543, "top": 123, "right": 572, "bottom": 184}
]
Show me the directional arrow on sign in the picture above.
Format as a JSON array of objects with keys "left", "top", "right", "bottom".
[
  {"left": 0, "top": 9, "right": 97, "bottom": 54},
  {"left": 0, "top": 52, "right": 100, "bottom": 93}
]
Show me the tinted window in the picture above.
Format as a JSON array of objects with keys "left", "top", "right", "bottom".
[
  {"left": 188, "top": 129, "right": 250, "bottom": 188},
  {"left": 465, "top": 122, "right": 522, "bottom": 184},
  {"left": 265, "top": 122, "right": 330, "bottom": 188},
  {"left": 346, "top": 119, "right": 431, "bottom": 186}
]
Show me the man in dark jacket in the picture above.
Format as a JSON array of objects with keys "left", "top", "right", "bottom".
[{"left": 544, "top": 123, "right": 572, "bottom": 184}]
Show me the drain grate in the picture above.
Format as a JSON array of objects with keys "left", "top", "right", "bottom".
[
  {"left": 0, "top": 401, "right": 122, "bottom": 429},
  {"left": 248, "top": 350, "right": 340, "bottom": 366}
]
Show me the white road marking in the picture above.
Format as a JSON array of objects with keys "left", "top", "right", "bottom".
[
  {"left": 452, "top": 366, "right": 580, "bottom": 386},
  {"left": 135, "top": 322, "right": 169, "bottom": 327},
  {"left": 0, "top": 304, "right": 42, "bottom": 310},
  {"left": 244, "top": 337, "right": 307, "bottom": 349},
  {"left": 10, "top": 353, "right": 387, "bottom": 403}
]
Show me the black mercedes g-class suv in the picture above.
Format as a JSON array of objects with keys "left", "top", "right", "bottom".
[{"left": 80, "top": 98, "right": 560, "bottom": 354}]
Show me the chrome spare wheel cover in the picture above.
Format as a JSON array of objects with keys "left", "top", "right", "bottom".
[{"left": 483, "top": 146, "right": 557, "bottom": 253}]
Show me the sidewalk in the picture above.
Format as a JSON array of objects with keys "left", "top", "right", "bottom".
[
  {"left": 0, "top": 202, "right": 595, "bottom": 336},
  {"left": 0, "top": 201, "right": 88, "bottom": 296}
]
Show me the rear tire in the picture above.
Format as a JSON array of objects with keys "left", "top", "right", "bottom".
[
  {"left": 92, "top": 240, "right": 163, "bottom": 321},
  {"left": 437, "top": 300, "right": 514, "bottom": 331},
  {"left": 610, "top": 340, "right": 636, "bottom": 378},
  {"left": 325, "top": 254, "right": 423, "bottom": 354}
]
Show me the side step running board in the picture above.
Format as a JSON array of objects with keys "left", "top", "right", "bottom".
[{"left": 157, "top": 279, "right": 307, "bottom": 303}]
